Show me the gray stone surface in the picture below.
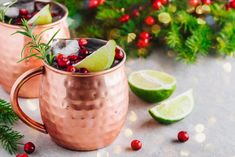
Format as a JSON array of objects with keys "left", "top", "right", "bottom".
[{"left": 0, "top": 52, "right": 235, "bottom": 157}]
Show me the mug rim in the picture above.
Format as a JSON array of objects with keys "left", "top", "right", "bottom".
[
  {"left": 0, "top": 1, "right": 68, "bottom": 29},
  {"left": 43, "top": 38, "right": 127, "bottom": 77}
]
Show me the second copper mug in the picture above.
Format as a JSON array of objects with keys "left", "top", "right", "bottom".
[
  {"left": 0, "top": 1, "right": 70, "bottom": 98},
  {"left": 10, "top": 40, "right": 129, "bottom": 150}
]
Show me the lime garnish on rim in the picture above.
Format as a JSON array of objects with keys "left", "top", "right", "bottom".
[
  {"left": 28, "top": 4, "right": 52, "bottom": 25},
  {"left": 149, "top": 90, "right": 194, "bottom": 124},
  {"left": 73, "top": 40, "right": 116, "bottom": 72},
  {"left": 128, "top": 70, "right": 176, "bottom": 103}
]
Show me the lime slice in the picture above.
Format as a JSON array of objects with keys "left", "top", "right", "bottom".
[
  {"left": 149, "top": 90, "right": 194, "bottom": 124},
  {"left": 128, "top": 70, "right": 176, "bottom": 103},
  {"left": 74, "top": 40, "right": 116, "bottom": 72},
  {"left": 28, "top": 4, "right": 52, "bottom": 25}
]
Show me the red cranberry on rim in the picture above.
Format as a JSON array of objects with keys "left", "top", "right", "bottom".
[
  {"left": 78, "top": 38, "right": 88, "bottom": 47},
  {"left": 79, "top": 48, "right": 89, "bottom": 56},
  {"left": 78, "top": 68, "right": 89, "bottom": 74},
  {"left": 56, "top": 54, "right": 65, "bottom": 61},
  {"left": 68, "top": 55, "right": 79, "bottom": 61},
  {"left": 115, "top": 48, "right": 124, "bottom": 60},
  {"left": 19, "top": 9, "right": 29, "bottom": 16},
  {"left": 66, "top": 66, "right": 76, "bottom": 72},
  {"left": 57, "top": 57, "right": 70, "bottom": 68}
]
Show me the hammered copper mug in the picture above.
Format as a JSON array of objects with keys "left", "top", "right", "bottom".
[
  {"left": 0, "top": 1, "right": 70, "bottom": 98},
  {"left": 10, "top": 40, "right": 129, "bottom": 150}
]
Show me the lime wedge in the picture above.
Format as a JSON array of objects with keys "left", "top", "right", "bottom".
[
  {"left": 74, "top": 40, "right": 116, "bottom": 72},
  {"left": 28, "top": 4, "right": 52, "bottom": 25},
  {"left": 149, "top": 90, "right": 194, "bottom": 124},
  {"left": 128, "top": 70, "right": 176, "bottom": 103}
]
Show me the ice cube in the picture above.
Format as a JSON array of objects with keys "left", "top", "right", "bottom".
[
  {"left": 5, "top": 6, "right": 19, "bottom": 17},
  {"left": 52, "top": 40, "right": 80, "bottom": 56},
  {"left": 15, "top": 0, "right": 35, "bottom": 13}
]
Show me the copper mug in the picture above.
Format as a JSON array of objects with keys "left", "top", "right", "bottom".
[
  {"left": 10, "top": 40, "right": 129, "bottom": 150},
  {"left": 0, "top": 1, "right": 70, "bottom": 98}
]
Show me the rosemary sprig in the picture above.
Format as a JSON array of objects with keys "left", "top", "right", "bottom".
[
  {"left": 13, "top": 19, "right": 60, "bottom": 65},
  {"left": 0, "top": 0, "right": 17, "bottom": 23},
  {"left": 0, "top": 99, "right": 23, "bottom": 155}
]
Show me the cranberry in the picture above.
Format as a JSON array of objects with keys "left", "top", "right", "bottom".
[
  {"left": 15, "top": 18, "right": 23, "bottom": 25},
  {"left": 56, "top": 54, "right": 65, "bottom": 61},
  {"left": 230, "top": 0, "right": 235, "bottom": 8},
  {"left": 57, "top": 57, "right": 70, "bottom": 68},
  {"left": 24, "top": 142, "right": 35, "bottom": 154},
  {"left": 178, "top": 131, "right": 189, "bottom": 142},
  {"left": 16, "top": 153, "right": 28, "bottom": 157},
  {"left": 160, "top": 0, "right": 168, "bottom": 5},
  {"left": 79, "top": 48, "right": 89, "bottom": 56},
  {"left": 78, "top": 38, "right": 88, "bottom": 47},
  {"left": 119, "top": 14, "right": 130, "bottom": 23},
  {"left": 66, "top": 66, "right": 76, "bottom": 72},
  {"left": 201, "top": 0, "right": 212, "bottom": 5},
  {"left": 139, "top": 32, "right": 150, "bottom": 39},
  {"left": 78, "top": 68, "right": 89, "bottom": 74},
  {"left": 68, "top": 55, "right": 79, "bottom": 61},
  {"left": 115, "top": 48, "right": 124, "bottom": 60},
  {"left": 152, "top": 0, "right": 163, "bottom": 10},
  {"left": 19, "top": 9, "right": 29, "bottom": 16},
  {"left": 131, "top": 140, "right": 142, "bottom": 151},
  {"left": 136, "top": 38, "right": 149, "bottom": 48},
  {"left": 132, "top": 9, "right": 140, "bottom": 17},
  {"left": 145, "top": 16, "right": 155, "bottom": 26}
]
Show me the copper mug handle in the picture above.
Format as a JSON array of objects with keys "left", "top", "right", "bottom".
[{"left": 10, "top": 66, "right": 47, "bottom": 134}]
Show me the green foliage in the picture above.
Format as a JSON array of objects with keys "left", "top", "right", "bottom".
[
  {"left": 0, "top": 99, "right": 23, "bottom": 154},
  {"left": 14, "top": 19, "right": 59, "bottom": 65},
  {"left": 0, "top": 125, "right": 23, "bottom": 155},
  {"left": 57, "top": 0, "right": 235, "bottom": 63},
  {"left": 0, "top": 100, "right": 18, "bottom": 125}
]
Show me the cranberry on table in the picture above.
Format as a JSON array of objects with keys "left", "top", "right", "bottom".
[
  {"left": 24, "top": 142, "right": 35, "bottom": 154},
  {"left": 78, "top": 38, "right": 88, "bottom": 47},
  {"left": 139, "top": 32, "right": 150, "bottom": 39},
  {"left": 16, "top": 153, "right": 28, "bottom": 157},
  {"left": 145, "top": 16, "right": 155, "bottom": 26},
  {"left": 178, "top": 131, "right": 189, "bottom": 142},
  {"left": 131, "top": 139, "right": 142, "bottom": 151},
  {"left": 67, "top": 66, "right": 76, "bottom": 72},
  {"left": 19, "top": 9, "right": 29, "bottom": 16},
  {"left": 115, "top": 48, "right": 124, "bottom": 60}
]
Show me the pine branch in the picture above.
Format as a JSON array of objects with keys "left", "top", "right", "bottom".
[
  {"left": 0, "top": 99, "right": 18, "bottom": 125},
  {"left": 0, "top": 125, "right": 23, "bottom": 155}
]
